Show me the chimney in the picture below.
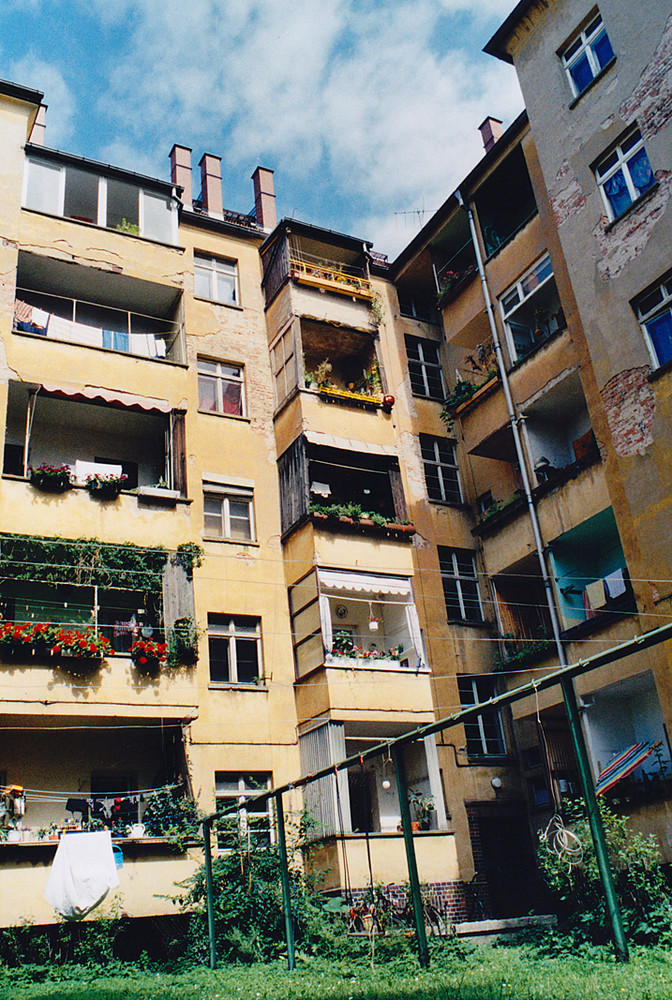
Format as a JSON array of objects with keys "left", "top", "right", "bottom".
[
  {"left": 169, "top": 143, "right": 192, "bottom": 209},
  {"left": 199, "top": 153, "right": 223, "bottom": 217},
  {"left": 478, "top": 116, "right": 503, "bottom": 154},
  {"left": 252, "top": 166, "right": 276, "bottom": 230},
  {"left": 29, "top": 104, "right": 47, "bottom": 146}
]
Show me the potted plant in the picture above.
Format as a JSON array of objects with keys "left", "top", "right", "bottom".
[
  {"left": 52, "top": 627, "right": 112, "bottom": 671},
  {"left": 28, "top": 463, "right": 72, "bottom": 493},
  {"left": 85, "top": 471, "right": 127, "bottom": 500},
  {"left": 130, "top": 637, "right": 168, "bottom": 675},
  {"left": 166, "top": 616, "right": 199, "bottom": 668},
  {"left": 409, "top": 790, "right": 435, "bottom": 830}
]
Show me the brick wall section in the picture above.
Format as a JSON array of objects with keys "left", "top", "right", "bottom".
[
  {"left": 601, "top": 366, "right": 655, "bottom": 457},
  {"left": 620, "top": 13, "right": 672, "bottom": 139},
  {"left": 551, "top": 159, "right": 586, "bottom": 227},
  {"left": 349, "top": 879, "right": 470, "bottom": 923},
  {"left": 593, "top": 171, "right": 672, "bottom": 280}
]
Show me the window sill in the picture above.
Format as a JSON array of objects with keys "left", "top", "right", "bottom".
[
  {"left": 428, "top": 499, "right": 471, "bottom": 511},
  {"left": 568, "top": 57, "right": 617, "bottom": 109},
  {"left": 193, "top": 295, "right": 243, "bottom": 311},
  {"left": 3, "top": 475, "right": 192, "bottom": 506},
  {"left": 464, "top": 754, "right": 514, "bottom": 766},
  {"left": 12, "top": 328, "right": 188, "bottom": 368},
  {"left": 411, "top": 393, "right": 445, "bottom": 404},
  {"left": 648, "top": 359, "right": 672, "bottom": 384},
  {"left": 208, "top": 681, "right": 268, "bottom": 691},
  {"left": 603, "top": 182, "right": 660, "bottom": 233},
  {"left": 202, "top": 535, "right": 259, "bottom": 547},
  {"left": 20, "top": 206, "right": 184, "bottom": 251},
  {"left": 446, "top": 617, "right": 489, "bottom": 629},
  {"left": 197, "top": 409, "right": 250, "bottom": 422}
]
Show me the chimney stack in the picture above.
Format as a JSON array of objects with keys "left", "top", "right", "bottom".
[
  {"left": 478, "top": 116, "right": 503, "bottom": 154},
  {"left": 199, "top": 153, "right": 223, "bottom": 218},
  {"left": 169, "top": 144, "right": 193, "bottom": 209},
  {"left": 29, "top": 104, "right": 47, "bottom": 145},
  {"left": 252, "top": 166, "right": 276, "bottom": 230}
]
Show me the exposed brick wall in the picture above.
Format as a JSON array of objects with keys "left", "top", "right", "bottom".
[
  {"left": 620, "top": 13, "right": 672, "bottom": 139},
  {"left": 551, "top": 159, "right": 586, "bottom": 227},
  {"left": 349, "top": 879, "right": 470, "bottom": 923},
  {"left": 601, "top": 366, "right": 655, "bottom": 457},
  {"left": 593, "top": 171, "right": 672, "bottom": 280}
]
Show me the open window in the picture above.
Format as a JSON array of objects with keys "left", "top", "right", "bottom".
[
  {"left": 499, "top": 254, "right": 566, "bottom": 364},
  {"left": 288, "top": 568, "right": 426, "bottom": 678},
  {"left": 493, "top": 555, "right": 554, "bottom": 668},
  {"left": 549, "top": 507, "right": 636, "bottom": 633}
]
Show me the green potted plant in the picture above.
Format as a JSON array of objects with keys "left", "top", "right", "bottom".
[
  {"left": 166, "top": 616, "right": 199, "bottom": 668},
  {"left": 85, "top": 471, "right": 128, "bottom": 500},
  {"left": 28, "top": 463, "right": 73, "bottom": 493},
  {"left": 409, "top": 789, "right": 435, "bottom": 830}
]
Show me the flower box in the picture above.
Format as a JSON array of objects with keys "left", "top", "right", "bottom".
[
  {"left": 130, "top": 638, "right": 167, "bottom": 675},
  {"left": 28, "top": 464, "right": 72, "bottom": 493},
  {"left": 136, "top": 486, "right": 180, "bottom": 506}
]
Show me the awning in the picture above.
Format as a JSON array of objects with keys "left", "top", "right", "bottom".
[
  {"left": 304, "top": 429, "right": 397, "bottom": 457},
  {"left": 317, "top": 568, "right": 411, "bottom": 596},
  {"left": 40, "top": 381, "right": 171, "bottom": 413}
]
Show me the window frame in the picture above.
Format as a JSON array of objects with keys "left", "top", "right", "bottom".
[
  {"left": 595, "top": 129, "right": 656, "bottom": 222},
  {"left": 457, "top": 676, "right": 507, "bottom": 758},
  {"left": 194, "top": 253, "right": 239, "bottom": 306},
  {"left": 215, "top": 771, "right": 273, "bottom": 849},
  {"left": 207, "top": 614, "right": 262, "bottom": 685},
  {"left": 405, "top": 336, "right": 445, "bottom": 400},
  {"left": 203, "top": 482, "right": 255, "bottom": 542},
  {"left": 419, "top": 434, "right": 462, "bottom": 504},
  {"left": 438, "top": 547, "right": 484, "bottom": 623},
  {"left": 197, "top": 356, "right": 245, "bottom": 417},
  {"left": 560, "top": 12, "right": 615, "bottom": 98},
  {"left": 635, "top": 273, "right": 672, "bottom": 370},
  {"left": 499, "top": 253, "right": 558, "bottom": 363}
]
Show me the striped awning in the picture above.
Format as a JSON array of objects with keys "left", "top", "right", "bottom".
[
  {"left": 317, "top": 568, "right": 411, "bottom": 597},
  {"left": 595, "top": 740, "right": 662, "bottom": 796}
]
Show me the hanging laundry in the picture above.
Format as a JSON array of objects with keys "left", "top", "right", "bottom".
[
  {"left": 604, "top": 567, "right": 626, "bottom": 599},
  {"left": 44, "top": 831, "right": 120, "bottom": 920},
  {"left": 65, "top": 798, "right": 90, "bottom": 822},
  {"left": 585, "top": 578, "right": 606, "bottom": 611}
]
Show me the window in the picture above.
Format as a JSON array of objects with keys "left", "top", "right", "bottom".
[
  {"left": 405, "top": 336, "right": 444, "bottom": 399},
  {"left": 215, "top": 772, "right": 272, "bottom": 848},
  {"left": 271, "top": 326, "right": 297, "bottom": 406},
  {"left": 561, "top": 13, "right": 614, "bottom": 97},
  {"left": 203, "top": 482, "right": 254, "bottom": 541},
  {"left": 439, "top": 548, "right": 483, "bottom": 622},
  {"left": 197, "top": 358, "right": 244, "bottom": 415},
  {"left": 500, "top": 254, "right": 565, "bottom": 362},
  {"left": 208, "top": 614, "right": 261, "bottom": 684},
  {"left": 420, "top": 435, "right": 461, "bottom": 503},
  {"left": 595, "top": 129, "right": 655, "bottom": 221},
  {"left": 194, "top": 254, "right": 238, "bottom": 305},
  {"left": 457, "top": 676, "right": 506, "bottom": 757},
  {"left": 635, "top": 273, "right": 672, "bottom": 369},
  {"left": 23, "top": 157, "right": 176, "bottom": 242},
  {"left": 398, "top": 291, "right": 434, "bottom": 323}
]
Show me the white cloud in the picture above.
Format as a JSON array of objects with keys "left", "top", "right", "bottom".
[{"left": 6, "top": 54, "right": 75, "bottom": 146}]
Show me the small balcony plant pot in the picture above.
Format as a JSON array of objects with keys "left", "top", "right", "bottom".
[
  {"left": 130, "top": 638, "right": 167, "bottom": 677},
  {"left": 28, "top": 464, "right": 73, "bottom": 493},
  {"left": 86, "top": 473, "right": 127, "bottom": 500}
]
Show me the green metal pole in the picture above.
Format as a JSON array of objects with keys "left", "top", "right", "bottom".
[
  {"left": 392, "top": 745, "right": 430, "bottom": 968},
  {"left": 561, "top": 677, "right": 629, "bottom": 962},
  {"left": 202, "top": 817, "right": 217, "bottom": 969},
  {"left": 275, "top": 791, "right": 296, "bottom": 972}
]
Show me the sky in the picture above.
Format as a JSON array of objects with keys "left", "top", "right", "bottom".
[{"left": 1, "top": 0, "right": 524, "bottom": 259}]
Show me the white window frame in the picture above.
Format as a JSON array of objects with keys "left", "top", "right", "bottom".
[
  {"left": 405, "top": 336, "right": 445, "bottom": 400},
  {"left": 561, "top": 13, "right": 614, "bottom": 98},
  {"left": 635, "top": 274, "right": 672, "bottom": 369},
  {"left": 595, "top": 129, "right": 655, "bottom": 222},
  {"left": 458, "top": 676, "right": 506, "bottom": 757},
  {"left": 439, "top": 548, "right": 483, "bottom": 623},
  {"left": 420, "top": 435, "right": 461, "bottom": 504},
  {"left": 203, "top": 482, "right": 254, "bottom": 541},
  {"left": 499, "top": 253, "right": 555, "bottom": 362},
  {"left": 194, "top": 253, "right": 239, "bottom": 305},
  {"left": 270, "top": 324, "right": 298, "bottom": 406},
  {"left": 208, "top": 615, "right": 262, "bottom": 685},
  {"left": 215, "top": 771, "right": 274, "bottom": 848},
  {"left": 197, "top": 357, "right": 245, "bottom": 416}
]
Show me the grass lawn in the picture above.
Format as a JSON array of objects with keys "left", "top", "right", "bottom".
[{"left": 2, "top": 944, "right": 672, "bottom": 1000}]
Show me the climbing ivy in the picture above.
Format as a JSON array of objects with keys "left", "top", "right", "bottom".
[{"left": 0, "top": 533, "right": 169, "bottom": 596}]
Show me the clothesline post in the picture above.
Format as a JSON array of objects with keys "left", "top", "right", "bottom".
[
  {"left": 392, "top": 744, "right": 429, "bottom": 969},
  {"left": 274, "top": 791, "right": 295, "bottom": 972},
  {"left": 201, "top": 816, "right": 217, "bottom": 970}
]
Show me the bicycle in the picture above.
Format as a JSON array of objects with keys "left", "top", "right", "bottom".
[
  {"left": 463, "top": 871, "right": 490, "bottom": 922},
  {"left": 372, "top": 884, "right": 448, "bottom": 938}
]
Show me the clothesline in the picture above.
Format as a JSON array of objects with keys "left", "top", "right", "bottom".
[{"left": 16, "top": 782, "right": 182, "bottom": 800}]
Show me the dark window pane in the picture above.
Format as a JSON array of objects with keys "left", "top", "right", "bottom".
[
  {"left": 460, "top": 580, "right": 483, "bottom": 621},
  {"left": 570, "top": 53, "right": 593, "bottom": 93},
  {"left": 425, "top": 467, "right": 444, "bottom": 502},
  {"left": 648, "top": 310, "right": 672, "bottom": 366},
  {"left": 209, "top": 635, "right": 230, "bottom": 682},
  {"left": 442, "top": 578, "right": 461, "bottom": 618},
  {"left": 593, "top": 30, "right": 614, "bottom": 69},
  {"left": 236, "top": 638, "right": 259, "bottom": 683}
]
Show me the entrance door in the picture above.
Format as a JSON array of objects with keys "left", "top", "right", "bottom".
[{"left": 474, "top": 807, "right": 540, "bottom": 917}]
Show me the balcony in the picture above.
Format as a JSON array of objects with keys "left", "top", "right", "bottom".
[
  {"left": 473, "top": 143, "right": 537, "bottom": 260},
  {"left": 289, "top": 254, "right": 372, "bottom": 300},
  {"left": 3, "top": 380, "right": 187, "bottom": 504},
  {"left": 13, "top": 251, "right": 185, "bottom": 363},
  {"left": 23, "top": 149, "right": 178, "bottom": 244}
]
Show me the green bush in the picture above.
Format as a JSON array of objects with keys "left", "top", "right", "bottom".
[{"left": 537, "top": 799, "right": 672, "bottom": 947}]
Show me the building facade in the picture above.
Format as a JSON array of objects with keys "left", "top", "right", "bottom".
[{"left": 1, "top": 0, "right": 671, "bottom": 928}]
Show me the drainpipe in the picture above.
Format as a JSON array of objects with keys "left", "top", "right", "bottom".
[{"left": 456, "top": 189, "right": 628, "bottom": 962}]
